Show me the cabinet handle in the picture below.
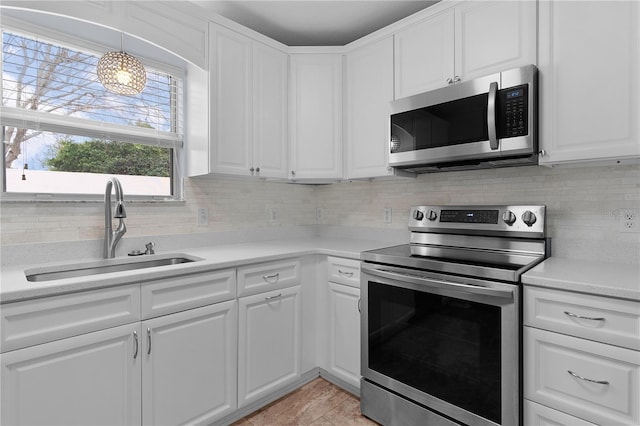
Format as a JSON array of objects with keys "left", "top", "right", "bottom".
[
  {"left": 453, "top": 75, "right": 461, "bottom": 83},
  {"left": 262, "top": 272, "right": 280, "bottom": 283},
  {"left": 357, "top": 297, "right": 361, "bottom": 313},
  {"left": 446, "top": 77, "right": 453, "bottom": 84},
  {"left": 291, "top": 170, "right": 296, "bottom": 176},
  {"left": 564, "top": 311, "right": 606, "bottom": 322},
  {"left": 567, "top": 370, "right": 610, "bottom": 385},
  {"left": 538, "top": 149, "right": 547, "bottom": 157},
  {"left": 265, "top": 293, "right": 283, "bottom": 301},
  {"left": 147, "top": 327, "right": 151, "bottom": 355},
  {"left": 255, "top": 167, "right": 260, "bottom": 173},
  {"left": 338, "top": 269, "right": 354, "bottom": 278},
  {"left": 250, "top": 167, "right": 255, "bottom": 175},
  {"left": 133, "top": 331, "right": 139, "bottom": 359}
]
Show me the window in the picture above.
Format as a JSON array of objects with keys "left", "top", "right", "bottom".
[{"left": 1, "top": 28, "right": 183, "bottom": 199}]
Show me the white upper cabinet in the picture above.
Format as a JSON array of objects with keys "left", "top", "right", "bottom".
[
  {"left": 252, "top": 43, "right": 289, "bottom": 179},
  {"left": 395, "top": 10, "right": 455, "bottom": 98},
  {"left": 345, "top": 37, "right": 398, "bottom": 179},
  {"left": 207, "top": 23, "right": 288, "bottom": 178},
  {"left": 289, "top": 54, "right": 343, "bottom": 180},
  {"left": 538, "top": 1, "right": 640, "bottom": 165},
  {"left": 394, "top": 1, "right": 537, "bottom": 98},
  {"left": 209, "top": 24, "right": 253, "bottom": 176},
  {"left": 454, "top": 1, "right": 537, "bottom": 82}
]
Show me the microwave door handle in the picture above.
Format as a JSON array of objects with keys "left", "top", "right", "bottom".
[{"left": 488, "top": 81, "right": 498, "bottom": 150}]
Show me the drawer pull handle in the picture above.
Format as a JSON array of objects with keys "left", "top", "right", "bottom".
[
  {"left": 564, "top": 311, "right": 606, "bottom": 322},
  {"left": 338, "top": 270, "right": 354, "bottom": 278},
  {"left": 357, "top": 297, "right": 361, "bottom": 313},
  {"left": 263, "top": 273, "right": 280, "bottom": 283},
  {"left": 567, "top": 370, "right": 610, "bottom": 385},
  {"left": 147, "top": 328, "right": 152, "bottom": 355},
  {"left": 133, "top": 331, "right": 139, "bottom": 359},
  {"left": 265, "top": 293, "right": 283, "bottom": 301}
]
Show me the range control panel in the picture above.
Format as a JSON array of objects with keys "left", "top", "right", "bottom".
[{"left": 409, "top": 205, "right": 545, "bottom": 238}]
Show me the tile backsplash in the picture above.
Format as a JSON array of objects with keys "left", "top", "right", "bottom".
[
  {"left": 316, "top": 164, "right": 640, "bottom": 264},
  {"left": 1, "top": 164, "right": 638, "bottom": 264}
]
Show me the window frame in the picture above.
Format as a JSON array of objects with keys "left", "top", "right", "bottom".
[{"left": 0, "top": 16, "right": 186, "bottom": 202}]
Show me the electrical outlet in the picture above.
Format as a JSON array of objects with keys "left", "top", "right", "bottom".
[
  {"left": 269, "top": 209, "right": 278, "bottom": 222},
  {"left": 197, "top": 207, "right": 208, "bottom": 226},
  {"left": 619, "top": 209, "right": 639, "bottom": 233},
  {"left": 383, "top": 207, "right": 392, "bottom": 223},
  {"left": 316, "top": 207, "right": 324, "bottom": 222}
]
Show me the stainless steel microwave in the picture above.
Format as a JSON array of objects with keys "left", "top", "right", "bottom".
[{"left": 389, "top": 65, "right": 538, "bottom": 173}]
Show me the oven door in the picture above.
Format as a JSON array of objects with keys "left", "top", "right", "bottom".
[{"left": 361, "top": 263, "right": 520, "bottom": 426}]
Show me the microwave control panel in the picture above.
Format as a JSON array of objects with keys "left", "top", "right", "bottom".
[{"left": 497, "top": 84, "right": 528, "bottom": 138}]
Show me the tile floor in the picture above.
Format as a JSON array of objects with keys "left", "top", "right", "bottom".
[{"left": 232, "top": 378, "right": 379, "bottom": 426}]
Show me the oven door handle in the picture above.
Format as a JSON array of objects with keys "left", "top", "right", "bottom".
[{"left": 361, "top": 264, "right": 514, "bottom": 299}]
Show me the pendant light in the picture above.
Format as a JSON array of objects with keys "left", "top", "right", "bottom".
[{"left": 97, "top": 34, "right": 146, "bottom": 96}]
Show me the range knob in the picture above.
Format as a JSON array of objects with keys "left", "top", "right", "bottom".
[
  {"left": 426, "top": 210, "right": 438, "bottom": 221},
  {"left": 522, "top": 210, "right": 537, "bottom": 227},
  {"left": 502, "top": 210, "right": 517, "bottom": 226},
  {"left": 413, "top": 210, "right": 424, "bottom": 221}
]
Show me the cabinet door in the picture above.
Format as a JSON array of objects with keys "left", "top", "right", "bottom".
[
  {"left": 538, "top": 1, "right": 640, "bottom": 164},
  {"left": 253, "top": 42, "right": 288, "bottom": 179},
  {"left": 524, "top": 327, "right": 640, "bottom": 426},
  {"left": 454, "top": 1, "right": 536, "bottom": 81},
  {"left": 238, "top": 286, "right": 302, "bottom": 407},
  {"left": 210, "top": 24, "right": 253, "bottom": 176},
  {"left": 326, "top": 282, "right": 361, "bottom": 389},
  {"left": 289, "top": 54, "right": 342, "bottom": 179},
  {"left": 1, "top": 323, "right": 141, "bottom": 426},
  {"left": 142, "top": 301, "right": 237, "bottom": 425},
  {"left": 394, "top": 10, "right": 455, "bottom": 98},
  {"left": 345, "top": 37, "right": 395, "bottom": 179},
  {"left": 524, "top": 399, "right": 598, "bottom": 426}
]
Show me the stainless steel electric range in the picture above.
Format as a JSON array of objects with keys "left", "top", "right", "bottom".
[{"left": 360, "top": 205, "right": 549, "bottom": 426}]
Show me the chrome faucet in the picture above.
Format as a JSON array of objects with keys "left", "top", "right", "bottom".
[{"left": 104, "top": 177, "right": 127, "bottom": 258}]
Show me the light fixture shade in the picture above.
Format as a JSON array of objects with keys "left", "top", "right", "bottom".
[{"left": 97, "top": 51, "right": 146, "bottom": 95}]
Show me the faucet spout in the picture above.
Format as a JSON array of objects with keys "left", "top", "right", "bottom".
[{"left": 104, "top": 177, "right": 127, "bottom": 258}]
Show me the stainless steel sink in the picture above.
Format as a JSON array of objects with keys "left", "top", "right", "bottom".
[{"left": 25, "top": 254, "right": 201, "bottom": 282}]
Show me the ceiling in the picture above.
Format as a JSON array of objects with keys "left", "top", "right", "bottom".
[{"left": 193, "top": 1, "right": 440, "bottom": 46}]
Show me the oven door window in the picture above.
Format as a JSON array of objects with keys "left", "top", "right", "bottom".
[
  {"left": 390, "top": 93, "right": 489, "bottom": 153},
  {"left": 368, "top": 281, "right": 502, "bottom": 424}
]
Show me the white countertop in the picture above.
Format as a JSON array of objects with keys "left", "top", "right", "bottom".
[
  {"left": 522, "top": 257, "right": 640, "bottom": 301},
  {"left": 0, "top": 237, "right": 392, "bottom": 303}
]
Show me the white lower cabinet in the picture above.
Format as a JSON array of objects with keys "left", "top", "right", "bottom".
[
  {"left": 238, "top": 285, "right": 302, "bottom": 407},
  {"left": 1, "top": 323, "right": 142, "bottom": 425},
  {"left": 524, "top": 399, "right": 597, "bottom": 426},
  {"left": 325, "top": 281, "right": 361, "bottom": 388},
  {"left": 524, "top": 285, "right": 640, "bottom": 426},
  {"left": 1, "top": 271, "right": 238, "bottom": 426},
  {"left": 142, "top": 300, "right": 237, "bottom": 425}
]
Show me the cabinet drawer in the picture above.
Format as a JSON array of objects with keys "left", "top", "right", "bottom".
[
  {"left": 1, "top": 286, "right": 140, "bottom": 353},
  {"left": 524, "top": 327, "right": 640, "bottom": 426},
  {"left": 524, "top": 399, "right": 597, "bottom": 426},
  {"left": 524, "top": 286, "right": 640, "bottom": 350},
  {"left": 237, "top": 259, "right": 300, "bottom": 297},
  {"left": 141, "top": 269, "right": 236, "bottom": 319},
  {"left": 327, "top": 256, "right": 360, "bottom": 287}
]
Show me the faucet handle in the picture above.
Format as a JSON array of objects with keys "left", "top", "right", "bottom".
[{"left": 145, "top": 242, "right": 155, "bottom": 255}]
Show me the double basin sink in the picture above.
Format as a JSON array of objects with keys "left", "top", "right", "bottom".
[{"left": 25, "top": 254, "right": 201, "bottom": 282}]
